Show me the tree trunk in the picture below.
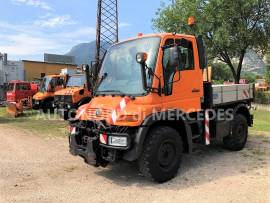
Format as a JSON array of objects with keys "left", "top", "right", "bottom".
[
  {"left": 220, "top": 51, "right": 238, "bottom": 83},
  {"left": 236, "top": 51, "right": 246, "bottom": 84},
  {"left": 227, "top": 63, "right": 238, "bottom": 83}
]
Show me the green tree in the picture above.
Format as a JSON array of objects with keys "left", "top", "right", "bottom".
[
  {"left": 212, "top": 63, "right": 233, "bottom": 83},
  {"left": 153, "top": 0, "right": 270, "bottom": 83},
  {"left": 241, "top": 72, "right": 257, "bottom": 83},
  {"left": 266, "top": 52, "right": 270, "bottom": 84}
]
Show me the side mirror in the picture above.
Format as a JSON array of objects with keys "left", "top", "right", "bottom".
[
  {"left": 167, "top": 46, "right": 180, "bottom": 68},
  {"left": 136, "top": 52, "right": 148, "bottom": 91},
  {"left": 82, "top": 64, "right": 88, "bottom": 72},
  {"left": 136, "top": 52, "right": 148, "bottom": 64}
]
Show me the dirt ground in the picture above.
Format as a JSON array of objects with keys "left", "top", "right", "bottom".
[{"left": 0, "top": 125, "right": 269, "bottom": 203}]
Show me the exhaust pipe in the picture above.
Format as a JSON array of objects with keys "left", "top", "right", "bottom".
[{"left": 84, "top": 65, "right": 92, "bottom": 92}]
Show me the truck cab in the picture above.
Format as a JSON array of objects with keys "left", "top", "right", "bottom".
[
  {"left": 6, "top": 80, "right": 37, "bottom": 103},
  {"left": 69, "top": 33, "right": 253, "bottom": 182},
  {"left": 32, "top": 74, "right": 67, "bottom": 112},
  {"left": 54, "top": 74, "right": 91, "bottom": 120}
]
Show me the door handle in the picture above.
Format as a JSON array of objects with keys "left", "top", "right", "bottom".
[{"left": 192, "top": 88, "right": 200, "bottom": 93}]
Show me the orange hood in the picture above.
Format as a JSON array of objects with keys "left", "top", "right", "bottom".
[
  {"left": 55, "top": 87, "right": 83, "bottom": 96},
  {"left": 76, "top": 95, "right": 162, "bottom": 127},
  {"left": 33, "top": 92, "right": 53, "bottom": 100}
]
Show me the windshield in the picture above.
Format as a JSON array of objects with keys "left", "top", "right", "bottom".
[
  {"left": 40, "top": 76, "right": 52, "bottom": 92},
  {"left": 96, "top": 37, "right": 161, "bottom": 95},
  {"left": 67, "top": 75, "right": 86, "bottom": 87}
]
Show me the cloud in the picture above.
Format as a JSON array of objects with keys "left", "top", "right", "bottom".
[
  {"left": 11, "top": 0, "right": 52, "bottom": 10},
  {"left": 0, "top": 34, "right": 61, "bottom": 56},
  {"left": 34, "top": 15, "right": 76, "bottom": 28},
  {"left": 0, "top": 20, "right": 96, "bottom": 58}
]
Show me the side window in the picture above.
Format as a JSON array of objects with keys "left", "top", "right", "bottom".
[
  {"left": 25, "top": 84, "right": 31, "bottom": 90},
  {"left": 57, "top": 77, "right": 64, "bottom": 86},
  {"left": 16, "top": 84, "right": 29, "bottom": 90},
  {"left": 162, "top": 38, "right": 195, "bottom": 95},
  {"left": 163, "top": 39, "right": 176, "bottom": 95},
  {"left": 16, "top": 84, "right": 21, "bottom": 90},
  {"left": 176, "top": 39, "right": 194, "bottom": 70}
]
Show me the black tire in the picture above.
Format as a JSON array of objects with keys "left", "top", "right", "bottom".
[
  {"left": 42, "top": 101, "right": 54, "bottom": 114},
  {"left": 138, "top": 126, "right": 183, "bottom": 183},
  {"left": 223, "top": 114, "right": 248, "bottom": 151},
  {"left": 42, "top": 105, "right": 48, "bottom": 113}
]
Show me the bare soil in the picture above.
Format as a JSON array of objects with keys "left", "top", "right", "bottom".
[{"left": 0, "top": 124, "right": 269, "bottom": 203}]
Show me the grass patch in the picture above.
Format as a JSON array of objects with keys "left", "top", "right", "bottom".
[
  {"left": 250, "top": 109, "right": 270, "bottom": 133},
  {"left": 0, "top": 107, "right": 68, "bottom": 138},
  {"left": 0, "top": 107, "right": 269, "bottom": 138}
]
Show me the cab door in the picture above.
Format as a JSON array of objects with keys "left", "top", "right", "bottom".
[
  {"left": 15, "top": 83, "right": 24, "bottom": 101},
  {"left": 25, "top": 83, "right": 32, "bottom": 98},
  {"left": 161, "top": 36, "right": 203, "bottom": 113}
]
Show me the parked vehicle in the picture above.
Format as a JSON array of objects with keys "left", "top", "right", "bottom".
[
  {"left": 6, "top": 80, "right": 38, "bottom": 117},
  {"left": 69, "top": 32, "right": 254, "bottom": 183},
  {"left": 32, "top": 74, "right": 68, "bottom": 112},
  {"left": 6, "top": 80, "right": 38, "bottom": 103},
  {"left": 255, "top": 79, "right": 269, "bottom": 91},
  {"left": 54, "top": 73, "right": 91, "bottom": 120}
]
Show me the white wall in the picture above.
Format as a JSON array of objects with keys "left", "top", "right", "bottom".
[
  {"left": 0, "top": 60, "right": 24, "bottom": 85},
  {"left": 0, "top": 61, "right": 4, "bottom": 86}
]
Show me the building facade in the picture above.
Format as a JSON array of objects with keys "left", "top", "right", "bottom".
[
  {"left": 0, "top": 60, "right": 24, "bottom": 85},
  {"left": 22, "top": 60, "right": 77, "bottom": 81}
]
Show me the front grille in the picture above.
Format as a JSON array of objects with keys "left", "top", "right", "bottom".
[
  {"left": 87, "top": 108, "right": 112, "bottom": 120},
  {"left": 54, "top": 95, "right": 61, "bottom": 102},
  {"left": 55, "top": 95, "right": 72, "bottom": 103}
]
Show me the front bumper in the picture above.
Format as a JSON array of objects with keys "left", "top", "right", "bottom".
[
  {"left": 55, "top": 102, "right": 77, "bottom": 120},
  {"left": 32, "top": 99, "right": 42, "bottom": 109},
  {"left": 69, "top": 120, "right": 135, "bottom": 165},
  {"left": 69, "top": 132, "right": 97, "bottom": 165}
]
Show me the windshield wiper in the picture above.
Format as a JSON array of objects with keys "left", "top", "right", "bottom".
[{"left": 96, "top": 90, "right": 125, "bottom": 95}]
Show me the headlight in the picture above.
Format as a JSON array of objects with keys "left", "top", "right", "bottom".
[
  {"left": 108, "top": 136, "right": 128, "bottom": 147},
  {"left": 116, "top": 115, "right": 139, "bottom": 122}
]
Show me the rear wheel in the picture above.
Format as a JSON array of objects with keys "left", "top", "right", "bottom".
[
  {"left": 223, "top": 114, "right": 248, "bottom": 151},
  {"left": 139, "top": 126, "right": 183, "bottom": 183}
]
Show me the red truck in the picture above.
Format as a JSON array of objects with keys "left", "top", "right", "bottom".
[{"left": 6, "top": 80, "right": 38, "bottom": 103}]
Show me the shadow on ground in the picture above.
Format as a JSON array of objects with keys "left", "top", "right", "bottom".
[{"left": 94, "top": 136, "right": 270, "bottom": 189}]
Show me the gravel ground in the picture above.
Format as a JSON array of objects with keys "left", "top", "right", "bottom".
[{"left": 0, "top": 125, "right": 269, "bottom": 203}]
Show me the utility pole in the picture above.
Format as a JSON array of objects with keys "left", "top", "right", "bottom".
[{"left": 95, "top": 0, "right": 118, "bottom": 68}]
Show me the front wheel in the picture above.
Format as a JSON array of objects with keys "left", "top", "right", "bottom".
[
  {"left": 42, "top": 101, "right": 54, "bottom": 114},
  {"left": 138, "top": 126, "right": 183, "bottom": 183},
  {"left": 223, "top": 114, "right": 248, "bottom": 151}
]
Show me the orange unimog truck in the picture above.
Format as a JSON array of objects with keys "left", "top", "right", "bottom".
[
  {"left": 69, "top": 31, "right": 254, "bottom": 182},
  {"left": 32, "top": 74, "right": 68, "bottom": 112},
  {"left": 54, "top": 73, "right": 91, "bottom": 120}
]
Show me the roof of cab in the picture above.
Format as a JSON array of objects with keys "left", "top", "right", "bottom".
[
  {"left": 8, "top": 80, "right": 30, "bottom": 84},
  {"left": 114, "top": 33, "right": 196, "bottom": 46}
]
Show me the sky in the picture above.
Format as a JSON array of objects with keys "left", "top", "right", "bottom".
[{"left": 0, "top": 0, "right": 170, "bottom": 61}]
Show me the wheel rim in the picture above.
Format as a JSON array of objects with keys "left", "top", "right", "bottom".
[{"left": 158, "top": 140, "right": 176, "bottom": 169}]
